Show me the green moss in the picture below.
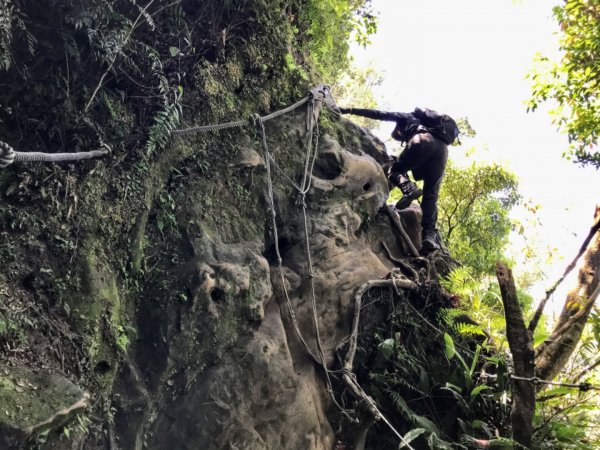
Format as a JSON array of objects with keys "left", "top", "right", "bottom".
[
  {"left": 130, "top": 210, "right": 149, "bottom": 275},
  {"left": 58, "top": 249, "right": 124, "bottom": 391},
  {"left": 0, "top": 369, "right": 83, "bottom": 430}
]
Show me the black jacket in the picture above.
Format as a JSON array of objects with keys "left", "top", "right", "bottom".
[{"left": 339, "top": 108, "right": 427, "bottom": 142}]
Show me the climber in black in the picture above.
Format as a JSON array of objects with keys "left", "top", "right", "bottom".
[{"left": 339, "top": 107, "right": 450, "bottom": 252}]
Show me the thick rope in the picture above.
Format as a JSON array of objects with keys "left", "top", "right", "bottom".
[
  {"left": 0, "top": 141, "right": 15, "bottom": 168},
  {"left": 261, "top": 96, "right": 310, "bottom": 123},
  {"left": 296, "top": 100, "right": 348, "bottom": 416},
  {"left": 257, "top": 114, "right": 321, "bottom": 365},
  {"left": 171, "top": 118, "right": 248, "bottom": 136},
  {"left": 0, "top": 140, "right": 110, "bottom": 168},
  {"left": 256, "top": 96, "right": 355, "bottom": 421}
]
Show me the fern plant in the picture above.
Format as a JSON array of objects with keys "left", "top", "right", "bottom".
[
  {"left": 440, "top": 266, "right": 509, "bottom": 350},
  {"left": 353, "top": 283, "right": 508, "bottom": 449},
  {"left": 146, "top": 86, "right": 183, "bottom": 155}
]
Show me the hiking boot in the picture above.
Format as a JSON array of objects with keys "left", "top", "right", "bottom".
[
  {"left": 395, "top": 181, "right": 423, "bottom": 210},
  {"left": 422, "top": 229, "right": 440, "bottom": 253}
]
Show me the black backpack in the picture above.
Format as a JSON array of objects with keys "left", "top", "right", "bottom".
[{"left": 412, "top": 107, "right": 460, "bottom": 145}]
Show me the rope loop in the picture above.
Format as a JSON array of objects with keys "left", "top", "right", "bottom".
[
  {"left": 99, "top": 142, "right": 112, "bottom": 154},
  {"left": 296, "top": 191, "right": 308, "bottom": 209},
  {"left": 0, "top": 140, "right": 16, "bottom": 168},
  {"left": 249, "top": 113, "right": 263, "bottom": 128}
]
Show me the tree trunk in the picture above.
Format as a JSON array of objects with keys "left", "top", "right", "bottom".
[
  {"left": 535, "top": 206, "right": 600, "bottom": 381},
  {"left": 496, "top": 262, "right": 535, "bottom": 449}
]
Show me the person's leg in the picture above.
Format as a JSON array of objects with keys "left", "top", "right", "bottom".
[
  {"left": 390, "top": 133, "right": 437, "bottom": 209},
  {"left": 420, "top": 140, "right": 448, "bottom": 250}
]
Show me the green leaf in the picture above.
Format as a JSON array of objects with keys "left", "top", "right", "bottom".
[
  {"left": 169, "top": 46, "right": 180, "bottom": 57},
  {"left": 444, "top": 333, "right": 456, "bottom": 359},
  {"left": 533, "top": 332, "right": 550, "bottom": 347},
  {"left": 470, "top": 384, "right": 491, "bottom": 399},
  {"left": 469, "top": 344, "right": 482, "bottom": 377},
  {"left": 443, "top": 382, "right": 463, "bottom": 394},
  {"left": 399, "top": 428, "right": 427, "bottom": 448}
]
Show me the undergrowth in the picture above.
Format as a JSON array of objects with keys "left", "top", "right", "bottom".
[{"left": 352, "top": 283, "right": 513, "bottom": 449}]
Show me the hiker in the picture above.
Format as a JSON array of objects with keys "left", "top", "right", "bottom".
[{"left": 339, "top": 107, "right": 458, "bottom": 252}]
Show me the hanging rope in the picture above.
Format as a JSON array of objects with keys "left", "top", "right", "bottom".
[
  {"left": 255, "top": 87, "right": 357, "bottom": 422},
  {"left": 256, "top": 86, "right": 416, "bottom": 448}
]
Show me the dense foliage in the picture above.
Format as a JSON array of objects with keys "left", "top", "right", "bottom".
[
  {"left": 437, "top": 161, "right": 520, "bottom": 276},
  {"left": 527, "top": 0, "right": 600, "bottom": 168},
  {"left": 354, "top": 281, "right": 512, "bottom": 449}
]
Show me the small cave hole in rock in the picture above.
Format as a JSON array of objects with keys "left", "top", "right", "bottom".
[
  {"left": 363, "top": 182, "right": 371, "bottom": 191},
  {"left": 264, "top": 236, "right": 291, "bottom": 264},
  {"left": 313, "top": 152, "right": 342, "bottom": 180},
  {"left": 210, "top": 287, "right": 226, "bottom": 302},
  {"left": 94, "top": 361, "right": 111, "bottom": 374}
]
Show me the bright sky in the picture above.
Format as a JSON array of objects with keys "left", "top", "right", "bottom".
[{"left": 349, "top": 0, "right": 599, "bottom": 313}]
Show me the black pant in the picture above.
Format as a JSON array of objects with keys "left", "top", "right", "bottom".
[{"left": 389, "top": 132, "right": 448, "bottom": 231}]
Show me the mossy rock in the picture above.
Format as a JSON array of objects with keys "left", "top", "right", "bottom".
[{"left": 0, "top": 366, "right": 89, "bottom": 449}]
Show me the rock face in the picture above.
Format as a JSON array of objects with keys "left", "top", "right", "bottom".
[
  {"left": 126, "top": 106, "right": 422, "bottom": 450},
  {"left": 0, "top": 99, "right": 424, "bottom": 449},
  {"left": 0, "top": 367, "right": 89, "bottom": 449}
]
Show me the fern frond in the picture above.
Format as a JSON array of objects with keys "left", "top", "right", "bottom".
[
  {"left": 387, "top": 390, "right": 441, "bottom": 435},
  {"left": 146, "top": 100, "right": 182, "bottom": 154},
  {"left": 456, "top": 322, "right": 485, "bottom": 337}
]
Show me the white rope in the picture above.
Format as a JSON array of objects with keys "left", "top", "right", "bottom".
[
  {"left": 0, "top": 140, "right": 110, "bottom": 168},
  {"left": 258, "top": 87, "right": 418, "bottom": 447}
]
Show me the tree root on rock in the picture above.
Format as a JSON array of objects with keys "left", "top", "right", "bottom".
[
  {"left": 383, "top": 205, "right": 419, "bottom": 257},
  {"left": 339, "top": 274, "right": 419, "bottom": 449}
]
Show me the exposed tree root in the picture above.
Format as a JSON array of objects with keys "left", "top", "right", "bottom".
[
  {"left": 341, "top": 274, "right": 419, "bottom": 449},
  {"left": 383, "top": 205, "right": 419, "bottom": 257}
]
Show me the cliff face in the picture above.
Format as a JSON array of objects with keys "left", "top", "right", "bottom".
[
  {"left": 0, "top": 87, "right": 428, "bottom": 449},
  {"left": 111, "top": 101, "right": 421, "bottom": 450}
]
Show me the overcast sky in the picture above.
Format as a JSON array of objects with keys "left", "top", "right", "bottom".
[{"left": 349, "top": 0, "right": 599, "bottom": 311}]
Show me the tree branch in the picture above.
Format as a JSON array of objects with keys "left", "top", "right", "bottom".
[
  {"left": 84, "top": 0, "right": 156, "bottom": 112},
  {"left": 573, "top": 355, "right": 600, "bottom": 383},
  {"left": 340, "top": 275, "right": 418, "bottom": 449},
  {"left": 529, "top": 209, "right": 600, "bottom": 333},
  {"left": 535, "top": 206, "right": 600, "bottom": 382}
]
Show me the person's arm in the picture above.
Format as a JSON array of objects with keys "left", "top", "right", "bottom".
[{"left": 339, "top": 107, "right": 409, "bottom": 122}]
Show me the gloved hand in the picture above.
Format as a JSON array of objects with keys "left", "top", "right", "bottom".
[{"left": 338, "top": 107, "right": 351, "bottom": 114}]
